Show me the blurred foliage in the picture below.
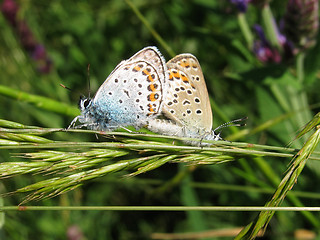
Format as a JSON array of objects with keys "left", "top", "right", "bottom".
[{"left": 0, "top": 0, "right": 320, "bottom": 239}]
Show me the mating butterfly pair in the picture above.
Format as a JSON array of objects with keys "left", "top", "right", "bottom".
[{"left": 69, "top": 46, "right": 241, "bottom": 143}]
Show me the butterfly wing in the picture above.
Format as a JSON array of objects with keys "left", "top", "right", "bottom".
[
  {"left": 163, "top": 54, "right": 212, "bottom": 132},
  {"left": 91, "top": 46, "right": 167, "bottom": 129}
]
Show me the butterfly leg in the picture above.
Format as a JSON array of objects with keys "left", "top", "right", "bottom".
[
  {"left": 119, "top": 126, "right": 141, "bottom": 133},
  {"left": 67, "top": 116, "right": 80, "bottom": 130}
]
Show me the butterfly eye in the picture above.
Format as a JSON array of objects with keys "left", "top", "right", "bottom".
[
  {"left": 83, "top": 99, "right": 91, "bottom": 108},
  {"left": 79, "top": 97, "right": 91, "bottom": 110}
]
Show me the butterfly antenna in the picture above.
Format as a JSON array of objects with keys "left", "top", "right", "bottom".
[
  {"left": 87, "top": 64, "right": 91, "bottom": 98},
  {"left": 60, "top": 83, "right": 73, "bottom": 91},
  {"left": 213, "top": 117, "right": 248, "bottom": 132},
  {"left": 60, "top": 81, "right": 86, "bottom": 98}
]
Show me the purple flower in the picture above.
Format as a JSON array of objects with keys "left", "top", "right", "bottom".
[
  {"left": 32, "top": 45, "right": 53, "bottom": 74},
  {"left": 253, "top": 41, "right": 281, "bottom": 63},
  {"left": 230, "top": 0, "right": 251, "bottom": 12},
  {"left": 32, "top": 44, "right": 47, "bottom": 61},
  {"left": 253, "top": 25, "right": 282, "bottom": 63},
  {"left": 1, "top": 0, "right": 19, "bottom": 27},
  {"left": 283, "top": 0, "right": 318, "bottom": 50},
  {"left": 253, "top": 24, "right": 296, "bottom": 63},
  {"left": 1, "top": 0, "right": 53, "bottom": 74},
  {"left": 254, "top": 25, "right": 268, "bottom": 44}
]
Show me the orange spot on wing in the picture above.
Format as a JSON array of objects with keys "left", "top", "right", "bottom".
[
  {"left": 142, "top": 69, "right": 155, "bottom": 82},
  {"left": 180, "top": 62, "right": 190, "bottom": 68},
  {"left": 148, "top": 93, "right": 157, "bottom": 102},
  {"left": 133, "top": 66, "right": 141, "bottom": 72},
  {"left": 148, "top": 103, "right": 155, "bottom": 113},
  {"left": 169, "top": 72, "right": 173, "bottom": 80},
  {"left": 149, "top": 84, "right": 156, "bottom": 91},
  {"left": 172, "top": 71, "right": 180, "bottom": 79},
  {"left": 181, "top": 74, "right": 189, "bottom": 83},
  {"left": 148, "top": 74, "right": 154, "bottom": 82}
]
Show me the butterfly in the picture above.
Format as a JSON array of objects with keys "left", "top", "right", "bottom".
[
  {"left": 147, "top": 54, "right": 245, "bottom": 144},
  {"left": 69, "top": 46, "right": 168, "bottom": 131}
]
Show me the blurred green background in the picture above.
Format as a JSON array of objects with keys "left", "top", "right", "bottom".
[{"left": 1, "top": 0, "right": 320, "bottom": 239}]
